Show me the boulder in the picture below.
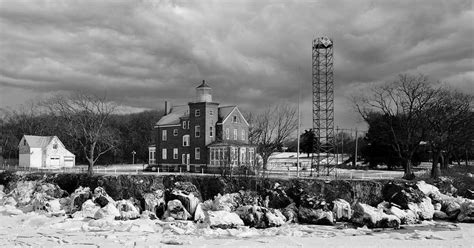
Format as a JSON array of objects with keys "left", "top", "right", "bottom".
[
  {"left": 93, "top": 187, "right": 115, "bottom": 205},
  {"left": 236, "top": 205, "right": 266, "bottom": 228},
  {"left": 44, "top": 199, "right": 62, "bottom": 213},
  {"left": 163, "top": 199, "right": 191, "bottom": 220},
  {"left": 211, "top": 193, "right": 240, "bottom": 212},
  {"left": 352, "top": 203, "right": 400, "bottom": 228},
  {"left": 194, "top": 203, "right": 206, "bottom": 222},
  {"left": 94, "top": 196, "right": 109, "bottom": 208},
  {"left": 8, "top": 181, "right": 36, "bottom": 206},
  {"left": 408, "top": 197, "right": 434, "bottom": 220},
  {"left": 416, "top": 181, "right": 441, "bottom": 200},
  {"left": 282, "top": 203, "right": 298, "bottom": 223},
  {"left": 264, "top": 183, "right": 293, "bottom": 209},
  {"left": 206, "top": 211, "right": 244, "bottom": 229},
  {"left": 69, "top": 187, "right": 92, "bottom": 214},
  {"left": 116, "top": 200, "right": 140, "bottom": 220},
  {"left": 169, "top": 189, "right": 201, "bottom": 217},
  {"left": 72, "top": 199, "right": 100, "bottom": 219},
  {"left": 457, "top": 200, "right": 474, "bottom": 223},
  {"left": 298, "top": 207, "right": 334, "bottom": 225},
  {"left": 441, "top": 197, "right": 463, "bottom": 219},
  {"left": 387, "top": 206, "right": 417, "bottom": 225},
  {"left": 332, "top": 199, "right": 352, "bottom": 221},
  {"left": 434, "top": 203, "right": 442, "bottom": 211},
  {"left": 236, "top": 205, "right": 286, "bottom": 228},
  {"left": 265, "top": 208, "right": 286, "bottom": 227},
  {"left": 94, "top": 202, "right": 120, "bottom": 220},
  {"left": 143, "top": 190, "right": 165, "bottom": 215},
  {"left": 433, "top": 210, "right": 448, "bottom": 220},
  {"left": 382, "top": 182, "right": 425, "bottom": 209}
]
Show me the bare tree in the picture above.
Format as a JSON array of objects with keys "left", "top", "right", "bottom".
[
  {"left": 46, "top": 92, "right": 118, "bottom": 175},
  {"left": 354, "top": 74, "right": 438, "bottom": 179},
  {"left": 247, "top": 104, "right": 298, "bottom": 170},
  {"left": 425, "top": 89, "right": 474, "bottom": 178}
]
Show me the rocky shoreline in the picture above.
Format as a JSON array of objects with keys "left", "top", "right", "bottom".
[{"left": 0, "top": 172, "right": 472, "bottom": 231}]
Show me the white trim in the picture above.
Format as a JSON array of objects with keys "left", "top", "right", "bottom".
[
  {"left": 156, "top": 124, "right": 180, "bottom": 128},
  {"left": 221, "top": 107, "right": 249, "bottom": 126}
]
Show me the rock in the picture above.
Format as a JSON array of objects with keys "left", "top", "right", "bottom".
[
  {"left": 143, "top": 190, "right": 165, "bottom": 216},
  {"left": 352, "top": 203, "right": 400, "bottom": 228},
  {"left": 265, "top": 183, "right": 293, "bottom": 209},
  {"left": 457, "top": 200, "right": 474, "bottom": 222},
  {"left": 298, "top": 207, "right": 335, "bottom": 225},
  {"left": 94, "top": 196, "right": 109, "bottom": 208},
  {"left": 211, "top": 193, "right": 240, "bottom": 212},
  {"left": 434, "top": 177, "right": 458, "bottom": 196},
  {"left": 94, "top": 202, "right": 120, "bottom": 220},
  {"left": 236, "top": 205, "right": 267, "bottom": 228},
  {"left": 8, "top": 181, "right": 36, "bottom": 206},
  {"left": 265, "top": 208, "right": 286, "bottom": 227},
  {"left": 1, "top": 196, "right": 17, "bottom": 206},
  {"left": 163, "top": 199, "right": 191, "bottom": 220},
  {"left": 207, "top": 211, "right": 244, "bottom": 229},
  {"left": 169, "top": 189, "right": 201, "bottom": 217},
  {"left": 194, "top": 203, "right": 206, "bottom": 222},
  {"left": 433, "top": 210, "right": 448, "bottom": 220},
  {"left": 282, "top": 203, "right": 298, "bottom": 223},
  {"left": 69, "top": 187, "right": 92, "bottom": 214},
  {"left": 387, "top": 206, "right": 417, "bottom": 225},
  {"left": 93, "top": 187, "right": 115, "bottom": 205},
  {"left": 332, "top": 199, "right": 352, "bottom": 221},
  {"left": 441, "top": 197, "right": 464, "bottom": 219},
  {"left": 408, "top": 197, "right": 434, "bottom": 220},
  {"left": 72, "top": 199, "right": 100, "bottom": 219},
  {"left": 116, "top": 200, "right": 140, "bottom": 220},
  {"left": 45, "top": 199, "right": 62, "bottom": 213},
  {"left": 434, "top": 203, "right": 442, "bottom": 211},
  {"left": 416, "top": 181, "right": 441, "bottom": 200},
  {"left": 382, "top": 182, "right": 425, "bottom": 209}
]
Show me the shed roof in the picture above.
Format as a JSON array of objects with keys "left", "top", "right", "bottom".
[{"left": 23, "top": 135, "right": 54, "bottom": 148}]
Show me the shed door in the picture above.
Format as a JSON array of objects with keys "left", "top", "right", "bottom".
[{"left": 50, "top": 156, "right": 60, "bottom": 166}]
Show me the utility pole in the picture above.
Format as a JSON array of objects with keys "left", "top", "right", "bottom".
[
  {"left": 354, "top": 129, "right": 358, "bottom": 167},
  {"left": 296, "top": 68, "right": 301, "bottom": 178}
]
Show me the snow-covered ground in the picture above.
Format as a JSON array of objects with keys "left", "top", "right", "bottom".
[{"left": 0, "top": 209, "right": 472, "bottom": 248}]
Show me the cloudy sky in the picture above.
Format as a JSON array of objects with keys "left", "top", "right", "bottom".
[{"left": 0, "top": 0, "right": 473, "bottom": 130}]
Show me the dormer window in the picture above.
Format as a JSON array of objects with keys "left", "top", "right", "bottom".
[{"left": 195, "top": 109, "right": 200, "bottom": 117}]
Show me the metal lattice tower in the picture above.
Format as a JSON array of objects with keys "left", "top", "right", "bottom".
[{"left": 311, "top": 37, "right": 335, "bottom": 176}]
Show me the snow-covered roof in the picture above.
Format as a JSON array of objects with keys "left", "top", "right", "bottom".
[
  {"left": 156, "top": 105, "right": 189, "bottom": 126},
  {"left": 23, "top": 135, "right": 54, "bottom": 148}
]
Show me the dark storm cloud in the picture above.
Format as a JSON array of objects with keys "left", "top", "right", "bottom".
[{"left": 0, "top": 0, "right": 472, "bottom": 128}]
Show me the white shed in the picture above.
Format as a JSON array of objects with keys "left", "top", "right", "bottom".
[{"left": 18, "top": 135, "right": 75, "bottom": 168}]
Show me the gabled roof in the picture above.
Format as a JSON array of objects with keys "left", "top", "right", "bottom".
[
  {"left": 219, "top": 106, "right": 249, "bottom": 126},
  {"left": 23, "top": 135, "right": 54, "bottom": 148},
  {"left": 218, "top": 106, "right": 236, "bottom": 121},
  {"left": 156, "top": 105, "right": 189, "bottom": 126}
]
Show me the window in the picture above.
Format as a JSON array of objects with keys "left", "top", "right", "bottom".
[
  {"left": 210, "top": 126, "right": 213, "bottom": 137},
  {"left": 24, "top": 139, "right": 27, "bottom": 146},
  {"left": 173, "top": 129, "right": 178, "bottom": 136},
  {"left": 162, "top": 148, "right": 167, "bottom": 160},
  {"left": 187, "top": 121, "right": 190, "bottom": 129},
  {"left": 195, "top": 125, "right": 201, "bottom": 138},
  {"left": 240, "top": 147, "right": 246, "bottom": 164},
  {"left": 210, "top": 110, "right": 214, "bottom": 116},
  {"left": 249, "top": 148, "right": 254, "bottom": 165},
  {"left": 233, "top": 116, "right": 237, "bottom": 123},
  {"left": 149, "top": 147, "right": 156, "bottom": 164},
  {"left": 173, "top": 148, "right": 178, "bottom": 159},
  {"left": 225, "top": 128, "right": 230, "bottom": 139},
  {"left": 195, "top": 147, "right": 200, "bottom": 160},
  {"left": 53, "top": 143, "right": 58, "bottom": 149},
  {"left": 195, "top": 109, "right": 200, "bottom": 117},
  {"left": 183, "top": 135, "right": 190, "bottom": 147},
  {"left": 233, "top": 129, "right": 237, "bottom": 140},
  {"left": 162, "top": 130, "right": 167, "bottom": 141},
  {"left": 241, "top": 130, "right": 245, "bottom": 140},
  {"left": 182, "top": 121, "right": 186, "bottom": 129}
]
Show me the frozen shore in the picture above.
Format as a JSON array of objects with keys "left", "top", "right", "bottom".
[{"left": 0, "top": 210, "right": 472, "bottom": 247}]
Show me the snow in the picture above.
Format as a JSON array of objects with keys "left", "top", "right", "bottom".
[{"left": 0, "top": 206, "right": 472, "bottom": 247}]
